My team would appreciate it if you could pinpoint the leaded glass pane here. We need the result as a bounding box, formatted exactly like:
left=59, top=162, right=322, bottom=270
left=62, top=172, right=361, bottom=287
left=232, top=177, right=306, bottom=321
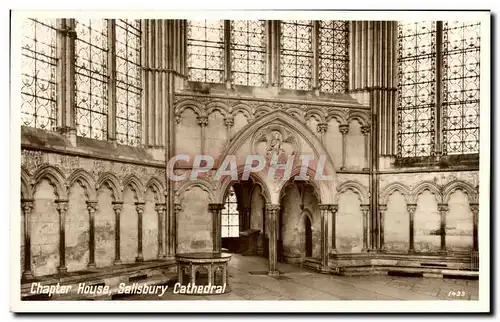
left=442, top=21, right=480, bottom=155
left=230, top=20, right=266, bottom=86
left=75, top=19, right=109, bottom=140
left=222, top=187, right=240, bottom=238
left=319, top=21, right=349, bottom=93
left=397, top=21, right=436, bottom=158
left=280, top=20, right=313, bottom=90
left=21, top=19, right=58, bottom=131
left=116, top=19, right=141, bottom=147
left=187, top=20, right=224, bottom=83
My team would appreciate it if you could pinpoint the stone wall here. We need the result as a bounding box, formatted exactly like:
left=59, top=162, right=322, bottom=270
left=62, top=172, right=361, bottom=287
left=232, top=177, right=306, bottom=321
left=21, top=127, right=167, bottom=278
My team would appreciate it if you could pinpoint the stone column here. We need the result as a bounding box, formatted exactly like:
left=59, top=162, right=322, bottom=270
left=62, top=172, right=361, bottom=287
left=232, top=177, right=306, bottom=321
left=55, top=200, right=68, bottom=273
left=407, top=204, right=417, bottom=253
left=317, top=123, right=328, bottom=144
left=224, top=117, right=234, bottom=140
left=330, top=205, right=338, bottom=252
left=339, top=124, right=349, bottom=170
left=318, top=204, right=330, bottom=272
left=86, top=201, right=98, bottom=268
left=361, top=125, right=370, bottom=171
left=135, top=202, right=145, bottom=262
left=470, top=203, right=479, bottom=251
left=155, top=203, right=166, bottom=258
left=238, top=206, right=250, bottom=232
left=209, top=203, right=224, bottom=252
left=360, top=204, right=370, bottom=252
left=378, top=204, right=388, bottom=252
left=437, top=203, right=448, bottom=254
left=112, top=201, right=123, bottom=264
left=266, top=203, right=280, bottom=276
left=197, top=116, right=208, bottom=155
left=173, top=204, right=182, bottom=254
left=21, top=199, right=34, bottom=279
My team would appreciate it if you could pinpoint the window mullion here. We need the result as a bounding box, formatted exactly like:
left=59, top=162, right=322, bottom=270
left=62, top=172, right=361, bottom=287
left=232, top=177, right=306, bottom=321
left=434, top=21, right=443, bottom=159
left=224, top=20, right=231, bottom=89
left=312, top=21, right=320, bottom=95
left=107, top=19, right=117, bottom=143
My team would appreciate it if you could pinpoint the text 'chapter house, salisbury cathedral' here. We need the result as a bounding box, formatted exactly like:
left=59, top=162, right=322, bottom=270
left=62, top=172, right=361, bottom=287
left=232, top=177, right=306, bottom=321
left=12, top=11, right=490, bottom=310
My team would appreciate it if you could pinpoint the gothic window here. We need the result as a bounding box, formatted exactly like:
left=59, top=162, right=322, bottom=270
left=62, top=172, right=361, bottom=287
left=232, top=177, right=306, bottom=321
left=318, top=21, right=349, bottom=93
left=20, top=19, right=58, bottom=131
left=442, top=21, right=480, bottom=155
left=187, top=20, right=225, bottom=83
left=115, top=19, right=142, bottom=146
left=397, top=21, right=480, bottom=158
left=230, top=20, right=266, bottom=86
left=75, top=19, right=109, bottom=140
left=280, top=20, right=313, bottom=90
left=222, top=187, right=239, bottom=238
left=397, top=21, right=436, bottom=158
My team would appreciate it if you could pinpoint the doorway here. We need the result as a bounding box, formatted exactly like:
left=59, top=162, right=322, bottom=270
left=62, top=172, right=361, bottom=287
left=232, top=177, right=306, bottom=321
left=305, top=216, right=312, bottom=258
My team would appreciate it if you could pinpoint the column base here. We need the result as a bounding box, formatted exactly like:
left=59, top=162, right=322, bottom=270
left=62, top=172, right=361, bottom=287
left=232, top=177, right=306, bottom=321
left=362, top=167, right=369, bottom=172
left=267, top=270, right=280, bottom=277
left=340, top=167, right=347, bottom=171
left=58, top=266, right=68, bottom=273
left=22, top=270, right=33, bottom=280
left=87, top=262, right=96, bottom=269
left=408, top=249, right=416, bottom=254
left=320, top=266, right=330, bottom=274
left=136, top=256, right=144, bottom=263
left=114, top=259, right=122, bottom=265
left=438, top=249, right=448, bottom=256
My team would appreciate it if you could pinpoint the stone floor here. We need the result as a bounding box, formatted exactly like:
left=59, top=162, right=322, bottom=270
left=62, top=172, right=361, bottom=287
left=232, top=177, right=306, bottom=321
left=122, top=254, right=479, bottom=301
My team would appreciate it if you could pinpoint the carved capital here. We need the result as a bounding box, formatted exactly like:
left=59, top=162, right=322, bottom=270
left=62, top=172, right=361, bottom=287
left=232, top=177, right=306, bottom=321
left=265, top=203, right=280, bottom=216
left=437, top=203, right=449, bottom=213
left=339, top=124, right=349, bottom=135
left=86, top=201, right=98, bottom=213
left=223, top=117, right=234, bottom=128
left=135, top=202, right=145, bottom=214
left=379, top=204, right=388, bottom=212
left=316, top=123, right=328, bottom=133
left=360, top=204, right=370, bottom=214
left=55, top=200, right=69, bottom=213
left=112, top=202, right=123, bottom=214
left=208, top=203, right=224, bottom=212
left=318, top=204, right=331, bottom=211
left=197, top=116, right=208, bottom=127
left=361, top=125, right=370, bottom=135
left=329, top=205, right=339, bottom=214
left=174, top=203, right=182, bottom=214
left=21, top=200, right=34, bottom=213
left=406, top=203, right=417, bottom=215
left=469, top=203, right=479, bottom=215
left=155, top=203, right=166, bottom=214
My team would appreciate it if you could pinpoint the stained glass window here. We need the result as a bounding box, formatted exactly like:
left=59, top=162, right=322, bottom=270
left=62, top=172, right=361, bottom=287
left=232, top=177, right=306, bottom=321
left=442, top=21, right=480, bottom=155
left=187, top=20, right=225, bottom=83
left=115, top=19, right=142, bottom=146
left=21, top=19, right=58, bottom=131
left=222, top=187, right=239, bottom=238
left=75, top=19, right=109, bottom=140
left=280, top=20, right=313, bottom=90
left=319, top=21, right=349, bottom=93
left=397, top=21, right=436, bottom=158
left=230, top=20, right=266, bottom=86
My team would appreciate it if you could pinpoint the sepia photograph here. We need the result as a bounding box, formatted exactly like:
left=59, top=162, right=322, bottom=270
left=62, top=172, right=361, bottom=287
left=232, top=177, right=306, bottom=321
left=9, top=8, right=491, bottom=313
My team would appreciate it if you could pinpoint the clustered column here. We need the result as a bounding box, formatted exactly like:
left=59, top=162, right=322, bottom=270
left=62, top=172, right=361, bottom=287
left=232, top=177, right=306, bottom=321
left=155, top=203, right=166, bottom=258
left=112, top=201, right=123, bottom=264
left=406, top=204, right=417, bottom=253
left=135, top=202, right=145, bottom=262
left=378, top=204, right=388, bottom=252
left=197, top=116, right=208, bottom=155
left=330, top=205, right=338, bottom=252
left=317, top=123, right=328, bottom=144
left=361, top=125, right=370, bottom=171
left=318, top=204, right=330, bottom=272
left=437, top=203, right=449, bottom=254
left=209, top=204, right=224, bottom=253
left=21, top=199, right=34, bottom=279
left=173, top=204, right=182, bottom=254
left=266, top=203, right=280, bottom=276
left=470, top=203, right=479, bottom=251
left=86, top=201, right=98, bottom=268
left=55, top=200, right=68, bottom=273
left=360, top=204, right=370, bottom=252
left=339, top=124, right=349, bottom=170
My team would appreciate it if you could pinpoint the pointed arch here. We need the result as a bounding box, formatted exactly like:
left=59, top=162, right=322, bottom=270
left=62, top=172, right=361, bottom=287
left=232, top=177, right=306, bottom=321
left=348, top=110, right=370, bottom=126
left=254, top=104, right=272, bottom=118
left=443, top=180, right=477, bottom=203
left=145, top=177, right=165, bottom=203
left=67, top=169, right=97, bottom=200
left=218, top=110, right=337, bottom=204
left=284, top=106, right=305, bottom=122
left=216, top=165, right=271, bottom=204
left=380, top=182, right=412, bottom=205
left=122, top=174, right=145, bottom=203
left=21, top=167, right=32, bottom=200
left=175, top=179, right=216, bottom=204
left=206, top=101, right=229, bottom=118
left=297, top=208, right=314, bottom=230
left=411, top=180, right=443, bottom=204
left=96, top=172, right=122, bottom=201
left=304, top=107, right=327, bottom=123
left=336, top=180, right=369, bottom=204
left=175, top=99, right=203, bottom=117
left=326, top=109, right=347, bottom=124
left=231, top=103, right=253, bottom=121
left=32, top=164, right=67, bottom=199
